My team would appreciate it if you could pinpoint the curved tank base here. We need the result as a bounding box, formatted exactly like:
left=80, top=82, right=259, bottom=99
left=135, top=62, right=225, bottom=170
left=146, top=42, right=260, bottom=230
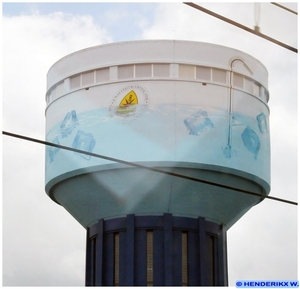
left=47, top=163, right=269, bottom=230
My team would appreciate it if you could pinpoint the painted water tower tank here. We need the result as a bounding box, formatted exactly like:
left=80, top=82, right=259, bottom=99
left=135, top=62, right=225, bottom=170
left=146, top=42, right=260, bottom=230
left=45, top=40, right=270, bottom=230
left=45, top=40, right=270, bottom=285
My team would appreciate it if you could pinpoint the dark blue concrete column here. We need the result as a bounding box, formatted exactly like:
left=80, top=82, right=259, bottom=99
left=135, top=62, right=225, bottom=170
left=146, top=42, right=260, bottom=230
left=102, top=233, right=114, bottom=286
left=85, top=214, right=228, bottom=286
left=198, top=216, right=210, bottom=285
left=85, top=229, right=94, bottom=286
left=153, top=229, right=164, bottom=285
left=218, top=224, right=228, bottom=286
left=163, top=213, right=173, bottom=285
left=134, top=229, right=147, bottom=285
left=95, top=219, right=103, bottom=286
left=125, top=214, right=135, bottom=285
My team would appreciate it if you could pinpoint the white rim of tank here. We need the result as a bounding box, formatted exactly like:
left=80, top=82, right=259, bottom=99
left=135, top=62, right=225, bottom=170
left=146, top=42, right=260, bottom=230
left=46, top=40, right=269, bottom=89
left=47, top=39, right=269, bottom=75
left=45, top=40, right=270, bottom=115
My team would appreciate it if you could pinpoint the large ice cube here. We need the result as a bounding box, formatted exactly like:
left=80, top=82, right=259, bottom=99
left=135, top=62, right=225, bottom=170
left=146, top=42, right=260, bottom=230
left=184, top=110, right=214, bottom=135
left=72, top=130, right=96, bottom=160
left=48, top=136, right=60, bottom=163
left=256, top=112, right=268, bottom=133
left=241, top=126, right=260, bottom=160
left=60, top=110, right=79, bottom=138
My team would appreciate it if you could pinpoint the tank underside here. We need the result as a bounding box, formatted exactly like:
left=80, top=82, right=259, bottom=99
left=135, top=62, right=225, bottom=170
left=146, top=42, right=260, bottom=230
left=47, top=163, right=268, bottom=229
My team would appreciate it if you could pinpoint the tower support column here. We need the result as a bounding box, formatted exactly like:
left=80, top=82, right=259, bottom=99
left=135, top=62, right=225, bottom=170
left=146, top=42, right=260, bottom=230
left=85, top=214, right=228, bottom=286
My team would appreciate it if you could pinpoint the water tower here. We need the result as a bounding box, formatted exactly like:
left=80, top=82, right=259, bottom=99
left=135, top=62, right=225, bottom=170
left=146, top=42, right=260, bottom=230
left=45, top=40, right=270, bottom=286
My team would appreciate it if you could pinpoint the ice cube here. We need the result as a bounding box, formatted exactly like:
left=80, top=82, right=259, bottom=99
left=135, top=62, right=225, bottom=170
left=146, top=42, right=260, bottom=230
left=60, top=110, right=79, bottom=138
left=48, top=136, right=60, bottom=163
left=184, top=110, right=214, bottom=135
left=72, top=130, right=96, bottom=160
left=223, top=144, right=231, bottom=158
left=256, top=112, right=268, bottom=133
left=241, top=126, right=260, bottom=160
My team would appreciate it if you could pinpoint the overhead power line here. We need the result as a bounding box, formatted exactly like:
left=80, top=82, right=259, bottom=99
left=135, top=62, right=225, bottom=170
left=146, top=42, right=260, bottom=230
left=3, top=130, right=298, bottom=206
left=183, top=2, right=297, bottom=53
left=271, top=2, right=298, bottom=15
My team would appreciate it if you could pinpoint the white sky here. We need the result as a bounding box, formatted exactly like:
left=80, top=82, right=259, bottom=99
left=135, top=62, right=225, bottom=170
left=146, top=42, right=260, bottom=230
left=2, top=2, right=298, bottom=286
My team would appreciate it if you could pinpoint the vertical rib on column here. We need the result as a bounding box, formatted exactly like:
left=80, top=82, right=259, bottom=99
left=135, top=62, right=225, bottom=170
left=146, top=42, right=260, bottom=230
left=218, top=224, right=228, bottom=285
left=85, top=228, right=93, bottom=286
left=135, top=229, right=147, bottom=285
left=172, top=230, right=182, bottom=285
left=188, top=231, right=200, bottom=285
left=153, top=229, right=164, bottom=285
left=126, top=214, right=135, bottom=285
left=211, top=234, right=218, bottom=285
left=95, top=219, right=103, bottom=286
left=164, top=213, right=172, bottom=285
left=198, top=216, right=210, bottom=285
left=119, top=231, right=127, bottom=285
left=103, top=233, right=114, bottom=285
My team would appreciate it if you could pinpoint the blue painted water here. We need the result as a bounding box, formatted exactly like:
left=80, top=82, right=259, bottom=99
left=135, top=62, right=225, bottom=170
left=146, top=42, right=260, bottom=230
left=46, top=103, right=270, bottom=184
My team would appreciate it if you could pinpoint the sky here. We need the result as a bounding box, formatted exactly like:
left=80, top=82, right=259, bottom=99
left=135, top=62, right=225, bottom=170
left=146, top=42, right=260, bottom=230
left=2, top=2, right=298, bottom=286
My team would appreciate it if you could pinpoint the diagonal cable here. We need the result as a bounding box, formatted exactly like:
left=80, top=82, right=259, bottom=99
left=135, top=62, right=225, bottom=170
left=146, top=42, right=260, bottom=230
left=2, top=130, right=298, bottom=206
left=271, top=2, right=298, bottom=15
left=183, top=2, right=297, bottom=53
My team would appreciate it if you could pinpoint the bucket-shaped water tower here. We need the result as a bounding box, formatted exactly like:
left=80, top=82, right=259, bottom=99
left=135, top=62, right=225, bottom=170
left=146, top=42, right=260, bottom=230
left=45, top=40, right=270, bottom=286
